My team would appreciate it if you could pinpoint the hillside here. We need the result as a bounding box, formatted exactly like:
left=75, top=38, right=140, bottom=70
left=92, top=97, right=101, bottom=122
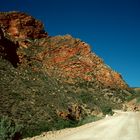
left=0, top=11, right=132, bottom=138
left=133, top=88, right=140, bottom=94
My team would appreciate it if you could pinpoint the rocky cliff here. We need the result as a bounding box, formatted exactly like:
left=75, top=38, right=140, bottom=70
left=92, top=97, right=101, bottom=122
left=0, top=11, right=128, bottom=89
left=0, top=11, right=132, bottom=138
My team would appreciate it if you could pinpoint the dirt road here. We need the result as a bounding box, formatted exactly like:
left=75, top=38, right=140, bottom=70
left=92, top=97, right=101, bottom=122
left=25, top=111, right=140, bottom=140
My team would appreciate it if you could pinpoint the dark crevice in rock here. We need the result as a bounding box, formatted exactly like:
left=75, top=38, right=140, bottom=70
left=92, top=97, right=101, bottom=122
left=0, top=29, right=19, bottom=67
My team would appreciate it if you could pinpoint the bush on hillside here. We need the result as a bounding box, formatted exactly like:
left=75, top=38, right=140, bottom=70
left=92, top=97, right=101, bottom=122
left=136, top=97, right=140, bottom=104
left=78, top=115, right=102, bottom=126
left=0, top=116, right=22, bottom=140
left=101, top=106, right=113, bottom=115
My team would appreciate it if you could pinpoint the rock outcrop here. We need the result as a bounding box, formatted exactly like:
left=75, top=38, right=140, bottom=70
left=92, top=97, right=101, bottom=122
left=0, top=11, right=129, bottom=90
left=34, top=35, right=128, bottom=89
left=0, top=11, right=47, bottom=39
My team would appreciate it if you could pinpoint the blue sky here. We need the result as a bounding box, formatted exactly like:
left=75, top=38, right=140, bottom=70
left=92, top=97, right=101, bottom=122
left=0, top=0, right=140, bottom=87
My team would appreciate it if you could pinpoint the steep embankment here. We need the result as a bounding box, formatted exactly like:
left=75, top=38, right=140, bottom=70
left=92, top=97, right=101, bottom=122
left=0, top=11, right=132, bottom=138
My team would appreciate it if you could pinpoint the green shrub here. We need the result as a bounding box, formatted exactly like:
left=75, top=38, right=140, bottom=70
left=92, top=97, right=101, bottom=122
left=0, top=116, right=22, bottom=140
left=101, top=106, right=113, bottom=115
left=78, top=115, right=102, bottom=126
left=126, top=95, right=135, bottom=101
left=52, top=118, right=78, bottom=130
left=136, top=97, right=140, bottom=104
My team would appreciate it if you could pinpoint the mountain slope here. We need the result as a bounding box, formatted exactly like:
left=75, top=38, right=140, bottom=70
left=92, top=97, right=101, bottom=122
left=0, top=11, right=132, bottom=138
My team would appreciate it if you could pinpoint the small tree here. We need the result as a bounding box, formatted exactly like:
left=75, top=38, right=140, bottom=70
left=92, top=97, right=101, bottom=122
left=102, top=106, right=113, bottom=115
left=0, top=116, right=22, bottom=140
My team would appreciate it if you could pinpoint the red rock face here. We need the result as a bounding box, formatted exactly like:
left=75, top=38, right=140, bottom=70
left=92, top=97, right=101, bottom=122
left=33, top=35, right=128, bottom=89
left=0, top=11, right=47, bottom=39
left=0, top=11, right=129, bottom=90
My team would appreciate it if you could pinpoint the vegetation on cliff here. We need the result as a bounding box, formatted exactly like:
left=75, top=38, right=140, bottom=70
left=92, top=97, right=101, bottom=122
left=0, top=11, right=133, bottom=139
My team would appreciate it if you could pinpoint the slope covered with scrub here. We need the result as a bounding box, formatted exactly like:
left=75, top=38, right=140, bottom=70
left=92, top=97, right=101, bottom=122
left=0, top=11, right=132, bottom=138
